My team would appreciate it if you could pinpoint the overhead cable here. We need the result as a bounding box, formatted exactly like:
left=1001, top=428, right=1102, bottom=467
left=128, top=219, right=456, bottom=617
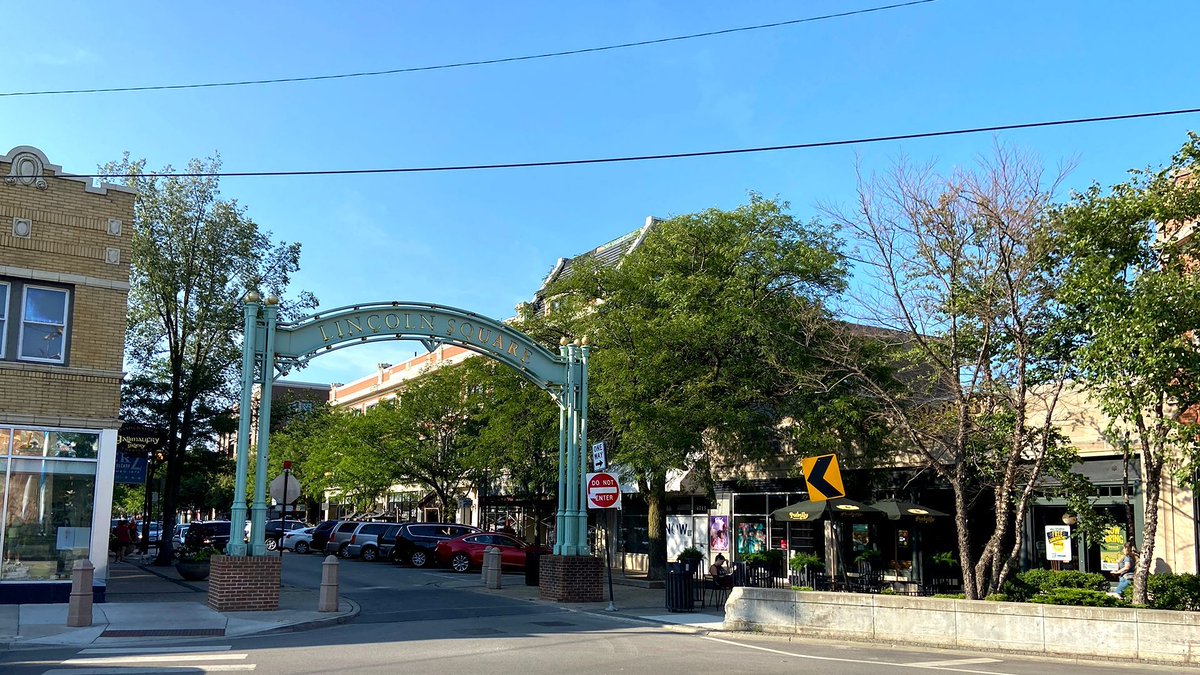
left=56, top=106, right=1200, bottom=181
left=0, top=1, right=936, bottom=98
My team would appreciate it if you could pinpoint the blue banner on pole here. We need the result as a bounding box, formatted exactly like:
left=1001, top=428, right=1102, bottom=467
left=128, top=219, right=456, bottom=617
left=114, top=452, right=147, bottom=485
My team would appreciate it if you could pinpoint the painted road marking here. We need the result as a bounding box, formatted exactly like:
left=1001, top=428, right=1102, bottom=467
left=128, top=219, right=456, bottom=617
left=701, top=636, right=1007, bottom=674
left=907, top=658, right=1003, bottom=667
left=43, top=667, right=254, bottom=674
left=77, top=645, right=233, bottom=654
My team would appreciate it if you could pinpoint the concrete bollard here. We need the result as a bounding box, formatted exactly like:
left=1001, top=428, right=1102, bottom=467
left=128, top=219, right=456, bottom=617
left=481, top=546, right=493, bottom=579
left=484, top=546, right=502, bottom=589
left=318, top=554, right=340, bottom=612
left=67, top=559, right=94, bottom=627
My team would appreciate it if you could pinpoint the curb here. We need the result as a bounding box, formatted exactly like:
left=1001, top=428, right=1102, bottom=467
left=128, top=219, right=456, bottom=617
left=251, top=598, right=362, bottom=636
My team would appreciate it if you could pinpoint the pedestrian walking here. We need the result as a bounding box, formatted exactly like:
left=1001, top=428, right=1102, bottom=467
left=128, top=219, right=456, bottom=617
left=114, top=520, right=133, bottom=562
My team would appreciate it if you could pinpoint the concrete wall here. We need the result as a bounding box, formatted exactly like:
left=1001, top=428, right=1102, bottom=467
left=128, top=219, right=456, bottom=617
left=725, top=587, right=1200, bottom=665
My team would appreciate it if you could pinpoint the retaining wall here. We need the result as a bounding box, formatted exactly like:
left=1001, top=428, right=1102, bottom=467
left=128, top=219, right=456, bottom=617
left=725, top=587, right=1200, bottom=665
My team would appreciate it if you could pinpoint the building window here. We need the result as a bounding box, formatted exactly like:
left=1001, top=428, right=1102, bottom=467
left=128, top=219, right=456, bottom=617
left=0, top=427, right=100, bottom=581
left=18, top=285, right=69, bottom=364
left=0, top=281, right=8, bottom=357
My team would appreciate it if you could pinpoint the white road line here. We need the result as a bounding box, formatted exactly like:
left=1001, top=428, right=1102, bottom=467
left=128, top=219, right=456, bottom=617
left=42, top=662, right=255, bottom=667
left=78, top=645, right=234, bottom=655
left=907, top=658, right=1004, bottom=667
left=64, top=653, right=249, bottom=665
left=701, top=636, right=1007, bottom=674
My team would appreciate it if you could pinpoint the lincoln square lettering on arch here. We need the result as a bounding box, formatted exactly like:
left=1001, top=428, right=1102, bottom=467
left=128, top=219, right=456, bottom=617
left=314, top=310, right=533, bottom=364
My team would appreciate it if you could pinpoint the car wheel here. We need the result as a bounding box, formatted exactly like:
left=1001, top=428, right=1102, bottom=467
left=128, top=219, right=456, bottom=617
left=451, top=553, right=471, bottom=573
left=294, top=541, right=310, bottom=554
left=410, top=550, right=429, bottom=568
left=361, top=546, right=378, bottom=562
left=265, top=538, right=278, bottom=551
left=338, top=545, right=353, bottom=559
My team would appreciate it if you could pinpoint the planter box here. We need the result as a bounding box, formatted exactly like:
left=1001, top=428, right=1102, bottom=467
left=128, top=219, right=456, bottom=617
left=175, top=561, right=210, bottom=581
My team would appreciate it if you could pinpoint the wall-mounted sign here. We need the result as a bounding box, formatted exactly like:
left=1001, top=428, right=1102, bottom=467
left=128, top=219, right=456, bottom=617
left=113, top=452, right=147, bottom=485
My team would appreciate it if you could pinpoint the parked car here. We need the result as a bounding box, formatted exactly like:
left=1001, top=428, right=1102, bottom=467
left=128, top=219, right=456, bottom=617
left=434, top=532, right=549, bottom=573
left=264, top=519, right=312, bottom=551
left=326, top=521, right=391, bottom=561
left=281, top=527, right=316, bottom=554
left=184, top=520, right=232, bottom=552
left=382, top=522, right=480, bottom=567
left=146, top=522, right=162, bottom=544
left=323, top=521, right=363, bottom=558
left=171, top=523, right=189, bottom=547
left=308, top=520, right=339, bottom=553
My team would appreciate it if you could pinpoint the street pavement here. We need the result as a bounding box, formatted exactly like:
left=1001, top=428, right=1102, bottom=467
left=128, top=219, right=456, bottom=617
left=0, top=552, right=1187, bottom=674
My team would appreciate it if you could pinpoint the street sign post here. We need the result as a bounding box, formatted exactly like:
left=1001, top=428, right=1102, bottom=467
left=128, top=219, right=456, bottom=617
left=270, top=463, right=301, bottom=559
left=800, top=453, right=846, bottom=502
left=586, top=471, right=621, bottom=509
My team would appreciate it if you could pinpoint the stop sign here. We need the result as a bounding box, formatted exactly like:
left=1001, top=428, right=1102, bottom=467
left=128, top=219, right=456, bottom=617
left=586, top=472, right=621, bottom=509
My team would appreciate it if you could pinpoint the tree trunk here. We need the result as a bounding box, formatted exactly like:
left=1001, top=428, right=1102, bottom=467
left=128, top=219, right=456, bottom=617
left=646, top=473, right=668, bottom=581
left=951, top=476, right=978, bottom=599
left=1133, top=441, right=1163, bottom=606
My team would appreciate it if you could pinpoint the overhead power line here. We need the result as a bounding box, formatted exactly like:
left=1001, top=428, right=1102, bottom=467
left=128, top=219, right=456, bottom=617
left=58, top=106, right=1200, bottom=181
left=1, top=1, right=936, bottom=98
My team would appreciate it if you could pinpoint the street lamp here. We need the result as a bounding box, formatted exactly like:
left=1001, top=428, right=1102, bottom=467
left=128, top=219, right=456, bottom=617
left=140, top=449, right=165, bottom=553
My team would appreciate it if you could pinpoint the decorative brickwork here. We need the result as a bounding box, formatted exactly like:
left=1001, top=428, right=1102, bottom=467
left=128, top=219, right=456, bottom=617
left=538, top=555, right=604, bottom=602
left=207, top=555, right=281, bottom=612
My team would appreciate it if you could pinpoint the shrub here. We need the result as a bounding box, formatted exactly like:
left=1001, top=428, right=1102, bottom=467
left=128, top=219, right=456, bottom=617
left=984, top=593, right=1008, bottom=602
left=1144, top=573, right=1200, bottom=611
left=175, top=544, right=218, bottom=564
left=932, top=593, right=965, bottom=599
left=744, top=549, right=786, bottom=571
left=1002, top=569, right=1109, bottom=602
left=880, top=588, right=896, bottom=595
left=676, top=546, right=704, bottom=562
left=788, top=553, right=822, bottom=574
left=1029, top=588, right=1121, bottom=607
left=931, top=551, right=957, bottom=568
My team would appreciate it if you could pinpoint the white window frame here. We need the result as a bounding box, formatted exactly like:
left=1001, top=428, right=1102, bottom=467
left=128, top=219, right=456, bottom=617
left=0, top=280, right=9, bottom=359
left=17, top=284, right=69, bottom=364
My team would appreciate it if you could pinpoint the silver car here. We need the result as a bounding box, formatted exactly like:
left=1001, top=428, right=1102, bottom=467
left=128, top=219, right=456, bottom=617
left=324, top=521, right=391, bottom=561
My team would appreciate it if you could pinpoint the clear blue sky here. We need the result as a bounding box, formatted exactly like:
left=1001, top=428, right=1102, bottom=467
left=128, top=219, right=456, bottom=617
left=5, top=1, right=1199, bottom=386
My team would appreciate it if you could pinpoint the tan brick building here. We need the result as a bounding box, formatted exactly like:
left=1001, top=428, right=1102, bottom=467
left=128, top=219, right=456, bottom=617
left=0, top=145, right=135, bottom=603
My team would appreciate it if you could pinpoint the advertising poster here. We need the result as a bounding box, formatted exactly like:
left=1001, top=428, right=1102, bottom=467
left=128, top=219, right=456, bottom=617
left=709, top=516, right=729, bottom=552
left=1045, top=525, right=1072, bottom=562
left=666, top=515, right=691, bottom=561
left=1100, top=525, right=1126, bottom=572
left=736, top=520, right=767, bottom=554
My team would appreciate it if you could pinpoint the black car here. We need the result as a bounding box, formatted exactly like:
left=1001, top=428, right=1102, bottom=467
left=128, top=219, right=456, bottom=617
left=264, top=519, right=312, bottom=551
left=384, top=522, right=480, bottom=567
left=183, top=521, right=232, bottom=552
left=308, top=520, right=339, bottom=554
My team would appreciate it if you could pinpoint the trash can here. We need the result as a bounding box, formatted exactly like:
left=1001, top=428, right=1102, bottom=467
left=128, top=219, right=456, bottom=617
left=665, top=562, right=695, bottom=612
left=525, top=549, right=542, bottom=586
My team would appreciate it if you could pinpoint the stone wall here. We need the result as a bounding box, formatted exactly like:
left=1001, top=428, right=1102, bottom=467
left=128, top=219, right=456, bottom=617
left=539, top=555, right=604, bottom=602
left=725, top=587, right=1200, bottom=666
left=207, top=555, right=281, bottom=612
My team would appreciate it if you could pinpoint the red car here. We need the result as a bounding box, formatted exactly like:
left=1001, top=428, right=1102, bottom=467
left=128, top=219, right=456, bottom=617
left=434, top=532, right=548, bottom=573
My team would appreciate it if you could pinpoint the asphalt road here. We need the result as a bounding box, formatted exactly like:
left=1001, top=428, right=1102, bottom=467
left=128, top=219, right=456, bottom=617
left=0, top=552, right=1184, bottom=674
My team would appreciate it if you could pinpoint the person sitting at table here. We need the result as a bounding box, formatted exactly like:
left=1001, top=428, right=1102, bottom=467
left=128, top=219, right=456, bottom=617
left=710, top=553, right=734, bottom=589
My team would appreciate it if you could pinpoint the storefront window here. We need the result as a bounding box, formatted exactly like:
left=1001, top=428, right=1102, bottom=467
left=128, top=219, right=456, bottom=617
left=0, top=427, right=100, bottom=582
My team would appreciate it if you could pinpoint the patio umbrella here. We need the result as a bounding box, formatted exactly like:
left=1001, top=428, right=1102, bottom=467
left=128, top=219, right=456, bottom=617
left=869, top=499, right=949, bottom=523
left=770, top=497, right=884, bottom=522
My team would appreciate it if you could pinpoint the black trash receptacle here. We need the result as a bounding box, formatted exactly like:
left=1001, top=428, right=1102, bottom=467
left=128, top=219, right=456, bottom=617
left=525, top=549, right=542, bottom=586
left=665, top=562, right=695, bottom=612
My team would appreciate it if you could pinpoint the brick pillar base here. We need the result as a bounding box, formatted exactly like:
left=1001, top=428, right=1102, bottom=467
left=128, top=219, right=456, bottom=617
left=207, top=555, right=281, bottom=612
left=538, top=555, right=604, bottom=602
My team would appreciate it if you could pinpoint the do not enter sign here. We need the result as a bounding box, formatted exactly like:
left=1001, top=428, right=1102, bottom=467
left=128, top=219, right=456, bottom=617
left=586, top=472, right=621, bottom=509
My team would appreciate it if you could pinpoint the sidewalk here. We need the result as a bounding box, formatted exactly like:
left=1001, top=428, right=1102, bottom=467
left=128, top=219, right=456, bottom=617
left=0, top=560, right=358, bottom=649
left=441, top=571, right=727, bottom=632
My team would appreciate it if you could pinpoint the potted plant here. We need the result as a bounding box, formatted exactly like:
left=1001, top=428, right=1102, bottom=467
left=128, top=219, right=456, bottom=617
left=676, top=546, right=704, bottom=574
left=174, top=544, right=217, bottom=581
left=788, top=552, right=823, bottom=587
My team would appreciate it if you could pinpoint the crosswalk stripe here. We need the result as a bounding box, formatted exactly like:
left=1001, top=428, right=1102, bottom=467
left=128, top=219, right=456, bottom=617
left=78, top=645, right=234, bottom=655
left=64, top=653, right=248, bottom=665
left=42, top=662, right=255, bottom=667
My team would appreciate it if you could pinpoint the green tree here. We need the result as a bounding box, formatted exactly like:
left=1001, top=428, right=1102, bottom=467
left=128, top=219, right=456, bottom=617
left=1051, top=134, right=1200, bottom=605
left=528, top=195, right=847, bottom=579
left=103, top=153, right=315, bottom=564
left=470, top=358, right=560, bottom=544
left=826, top=147, right=1079, bottom=598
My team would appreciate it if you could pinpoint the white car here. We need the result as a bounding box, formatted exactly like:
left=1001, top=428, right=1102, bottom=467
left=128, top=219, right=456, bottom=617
left=282, top=527, right=317, bottom=554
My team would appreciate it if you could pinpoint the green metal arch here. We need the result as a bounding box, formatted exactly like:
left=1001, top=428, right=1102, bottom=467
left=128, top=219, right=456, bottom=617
left=271, top=301, right=566, bottom=393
